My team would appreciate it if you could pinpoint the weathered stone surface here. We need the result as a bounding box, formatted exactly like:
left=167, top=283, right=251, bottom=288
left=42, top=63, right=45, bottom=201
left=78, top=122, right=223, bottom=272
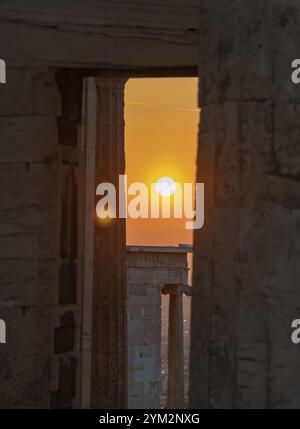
left=91, top=78, right=127, bottom=409
left=0, top=68, right=61, bottom=116
left=127, top=248, right=189, bottom=409
left=0, top=69, right=62, bottom=408
left=0, top=0, right=299, bottom=411
left=191, top=0, right=300, bottom=409
left=0, top=1, right=199, bottom=69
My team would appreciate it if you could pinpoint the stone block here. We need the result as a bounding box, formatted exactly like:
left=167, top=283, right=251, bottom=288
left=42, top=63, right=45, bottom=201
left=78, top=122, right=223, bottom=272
left=0, top=116, right=58, bottom=163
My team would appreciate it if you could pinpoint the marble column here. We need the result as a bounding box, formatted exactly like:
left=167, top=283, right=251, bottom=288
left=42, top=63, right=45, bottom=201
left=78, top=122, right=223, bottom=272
left=91, top=78, right=127, bottom=408
left=163, top=284, right=191, bottom=409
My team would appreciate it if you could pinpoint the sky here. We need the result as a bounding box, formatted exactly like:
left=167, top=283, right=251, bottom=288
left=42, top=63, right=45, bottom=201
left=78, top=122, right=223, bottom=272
left=125, top=77, right=199, bottom=246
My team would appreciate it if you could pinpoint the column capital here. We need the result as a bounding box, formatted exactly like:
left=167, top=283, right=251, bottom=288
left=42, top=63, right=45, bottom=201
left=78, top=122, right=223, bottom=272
left=162, top=283, right=192, bottom=297
left=95, top=77, right=128, bottom=90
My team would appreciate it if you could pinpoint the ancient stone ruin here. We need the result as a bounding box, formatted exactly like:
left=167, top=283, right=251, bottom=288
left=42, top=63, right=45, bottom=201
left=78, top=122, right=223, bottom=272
left=0, top=0, right=300, bottom=409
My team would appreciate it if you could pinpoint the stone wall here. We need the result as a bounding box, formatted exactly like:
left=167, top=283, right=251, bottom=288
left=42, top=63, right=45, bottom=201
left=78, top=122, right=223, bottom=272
left=191, top=0, right=300, bottom=409
left=0, top=71, right=128, bottom=409
left=127, top=247, right=189, bottom=409
left=0, top=68, right=63, bottom=407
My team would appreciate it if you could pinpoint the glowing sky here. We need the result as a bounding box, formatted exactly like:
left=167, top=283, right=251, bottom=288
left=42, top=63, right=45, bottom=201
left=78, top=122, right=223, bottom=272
left=125, top=78, right=199, bottom=246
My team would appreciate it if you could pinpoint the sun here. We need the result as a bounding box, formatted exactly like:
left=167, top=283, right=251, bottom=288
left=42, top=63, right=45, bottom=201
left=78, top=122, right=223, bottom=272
left=155, top=177, right=177, bottom=197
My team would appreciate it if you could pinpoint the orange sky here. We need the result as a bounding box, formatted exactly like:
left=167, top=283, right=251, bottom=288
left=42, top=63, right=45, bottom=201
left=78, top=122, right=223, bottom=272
left=125, top=78, right=199, bottom=246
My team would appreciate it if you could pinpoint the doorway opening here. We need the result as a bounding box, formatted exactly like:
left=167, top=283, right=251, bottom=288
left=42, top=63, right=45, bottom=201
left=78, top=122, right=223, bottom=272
left=125, top=77, right=199, bottom=408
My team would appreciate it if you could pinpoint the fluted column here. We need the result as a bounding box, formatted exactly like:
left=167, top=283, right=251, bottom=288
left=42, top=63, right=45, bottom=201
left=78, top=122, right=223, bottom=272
left=91, top=78, right=127, bottom=408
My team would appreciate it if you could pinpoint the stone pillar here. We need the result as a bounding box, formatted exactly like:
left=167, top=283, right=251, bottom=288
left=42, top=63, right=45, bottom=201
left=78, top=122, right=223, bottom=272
left=163, top=284, right=191, bottom=409
left=0, top=68, right=62, bottom=407
left=191, top=1, right=300, bottom=408
left=91, top=78, right=127, bottom=408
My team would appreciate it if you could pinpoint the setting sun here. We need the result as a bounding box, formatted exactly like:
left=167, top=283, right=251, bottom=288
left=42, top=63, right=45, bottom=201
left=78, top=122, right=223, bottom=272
left=125, top=77, right=198, bottom=246
left=155, top=177, right=177, bottom=197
